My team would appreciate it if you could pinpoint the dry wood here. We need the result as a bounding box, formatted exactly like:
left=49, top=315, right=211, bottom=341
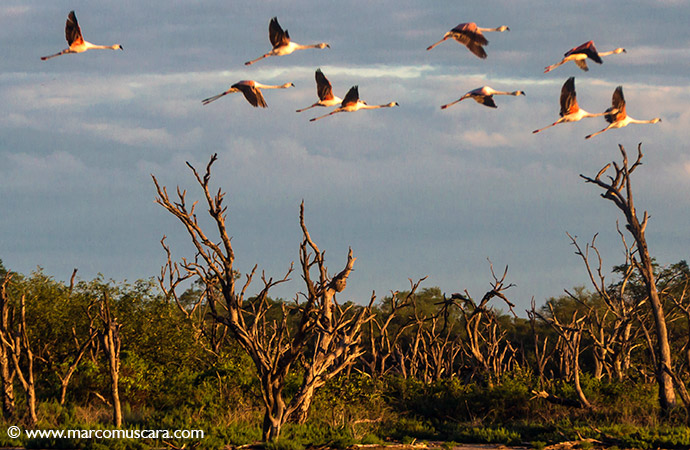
left=580, top=143, right=677, bottom=412
left=153, top=155, right=376, bottom=440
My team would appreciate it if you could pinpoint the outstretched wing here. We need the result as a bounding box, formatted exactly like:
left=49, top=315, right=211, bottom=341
left=567, top=41, right=602, bottom=64
left=65, top=11, right=84, bottom=46
left=476, top=95, right=497, bottom=108
left=559, top=77, right=579, bottom=116
left=315, top=69, right=334, bottom=101
left=269, top=17, right=290, bottom=48
left=341, top=85, right=359, bottom=107
left=605, top=86, right=626, bottom=123
left=233, top=82, right=268, bottom=108
left=450, top=23, right=488, bottom=59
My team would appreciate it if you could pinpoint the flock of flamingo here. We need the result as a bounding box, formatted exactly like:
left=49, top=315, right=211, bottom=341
left=40, top=11, right=662, bottom=139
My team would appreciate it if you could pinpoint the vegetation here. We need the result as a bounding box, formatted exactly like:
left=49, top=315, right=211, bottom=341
left=2, top=145, right=690, bottom=449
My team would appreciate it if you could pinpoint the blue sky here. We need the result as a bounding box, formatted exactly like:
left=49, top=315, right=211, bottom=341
left=2, top=0, right=689, bottom=313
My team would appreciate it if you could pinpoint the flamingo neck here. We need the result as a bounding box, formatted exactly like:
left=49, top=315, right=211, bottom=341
left=599, top=49, right=625, bottom=56
left=477, top=26, right=508, bottom=32
left=363, top=102, right=397, bottom=109
left=294, top=43, right=328, bottom=50
left=85, top=43, right=121, bottom=50
left=255, top=83, right=292, bottom=89
left=628, top=117, right=660, bottom=124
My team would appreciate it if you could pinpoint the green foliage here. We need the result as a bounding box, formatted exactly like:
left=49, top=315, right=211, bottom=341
left=4, top=261, right=690, bottom=449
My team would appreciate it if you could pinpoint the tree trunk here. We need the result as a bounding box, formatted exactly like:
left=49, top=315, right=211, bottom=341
left=0, top=351, right=14, bottom=418
left=640, top=252, right=676, bottom=411
left=98, top=295, right=122, bottom=427
left=580, top=144, right=677, bottom=412
left=261, top=382, right=287, bottom=442
left=0, top=274, right=15, bottom=418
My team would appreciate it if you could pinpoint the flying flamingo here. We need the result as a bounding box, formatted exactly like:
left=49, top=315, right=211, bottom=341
left=296, top=69, right=342, bottom=112
left=201, top=80, right=294, bottom=108
left=41, top=11, right=123, bottom=60
left=544, top=41, right=626, bottom=73
left=533, top=77, right=606, bottom=134
left=309, top=86, right=398, bottom=122
left=585, top=86, right=661, bottom=139
left=426, top=22, right=509, bottom=59
left=245, top=17, right=330, bottom=66
left=440, top=86, right=525, bottom=109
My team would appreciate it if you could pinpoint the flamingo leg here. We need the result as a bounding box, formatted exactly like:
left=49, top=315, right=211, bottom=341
left=309, top=109, right=343, bottom=122
left=440, top=98, right=464, bottom=109
left=533, top=118, right=564, bottom=134
left=426, top=36, right=450, bottom=51
left=544, top=59, right=566, bottom=73
left=296, top=103, right=318, bottom=113
left=585, top=124, right=614, bottom=140
left=40, top=49, right=69, bottom=60
left=245, top=54, right=270, bottom=66
left=202, top=91, right=230, bottom=105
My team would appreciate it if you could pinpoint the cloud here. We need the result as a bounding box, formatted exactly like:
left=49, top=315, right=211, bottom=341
left=3, top=0, right=690, bottom=310
left=1, top=151, right=86, bottom=190
left=78, top=121, right=180, bottom=148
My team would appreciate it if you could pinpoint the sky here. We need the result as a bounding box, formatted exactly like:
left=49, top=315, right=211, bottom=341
left=1, top=0, right=689, bottom=315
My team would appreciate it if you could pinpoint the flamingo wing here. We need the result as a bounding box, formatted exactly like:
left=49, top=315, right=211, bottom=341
left=574, top=59, right=590, bottom=71
left=450, top=23, right=488, bottom=59
left=476, top=95, right=497, bottom=108
left=315, top=69, right=334, bottom=101
left=341, top=85, right=359, bottom=107
left=269, top=17, right=290, bottom=48
left=605, top=86, right=626, bottom=123
left=65, top=11, right=84, bottom=46
left=567, top=41, right=602, bottom=64
left=560, top=77, right=579, bottom=116
left=233, top=81, right=268, bottom=108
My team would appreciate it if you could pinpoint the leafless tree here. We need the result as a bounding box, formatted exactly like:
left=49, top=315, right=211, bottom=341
left=159, top=239, right=228, bottom=355
left=532, top=302, right=591, bottom=409
left=89, top=292, right=122, bottom=427
left=0, top=273, right=16, bottom=418
left=667, top=281, right=690, bottom=407
left=527, top=298, right=555, bottom=389
left=580, top=143, right=676, bottom=412
left=450, top=262, right=517, bottom=383
left=360, top=280, right=424, bottom=378
left=419, top=313, right=463, bottom=382
left=0, top=282, right=38, bottom=424
left=566, top=232, right=644, bottom=381
left=153, top=154, right=375, bottom=441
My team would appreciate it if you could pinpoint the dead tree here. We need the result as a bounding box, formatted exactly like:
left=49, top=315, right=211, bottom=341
left=89, top=293, right=122, bottom=427
left=527, top=298, right=555, bottom=389
left=394, top=293, right=431, bottom=379
left=532, top=303, right=591, bottom=409
left=450, top=262, right=517, bottom=383
left=0, top=290, right=38, bottom=424
left=288, top=215, right=376, bottom=424
left=153, top=154, right=375, bottom=441
left=419, top=314, right=462, bottom=382
left=566, top=232, right=644, bottom=381
left=159, top=238, right=228, bottom=355
left=658, top=280, right=690, bottom=408
left=0, top=273, right=16, bottom=418
left=580, top=143, right=676, bottom=412
left=361, top=280, right=424, bottom=378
